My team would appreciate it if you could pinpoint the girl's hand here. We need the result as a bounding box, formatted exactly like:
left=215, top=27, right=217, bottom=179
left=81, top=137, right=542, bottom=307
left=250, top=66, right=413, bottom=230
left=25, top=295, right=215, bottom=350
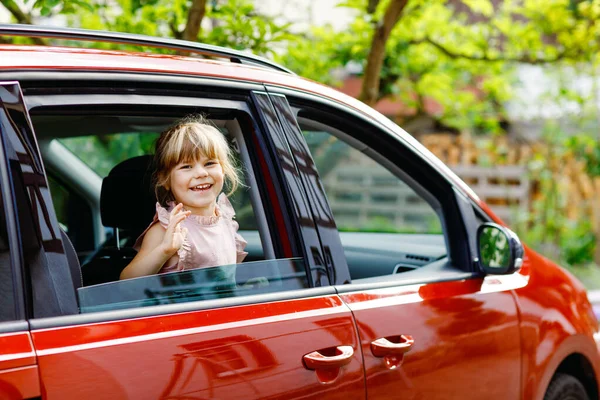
left=161, top=203, right=190, bottom=256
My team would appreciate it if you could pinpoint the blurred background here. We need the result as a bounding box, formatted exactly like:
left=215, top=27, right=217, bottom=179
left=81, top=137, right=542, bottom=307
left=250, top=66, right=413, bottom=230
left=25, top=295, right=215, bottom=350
left=1, top=0, right=600, bottom=287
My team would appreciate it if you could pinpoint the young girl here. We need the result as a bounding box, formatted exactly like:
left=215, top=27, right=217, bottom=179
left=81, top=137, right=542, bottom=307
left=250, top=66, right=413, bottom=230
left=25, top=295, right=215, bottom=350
left=120, top=117, right=247, bottom=280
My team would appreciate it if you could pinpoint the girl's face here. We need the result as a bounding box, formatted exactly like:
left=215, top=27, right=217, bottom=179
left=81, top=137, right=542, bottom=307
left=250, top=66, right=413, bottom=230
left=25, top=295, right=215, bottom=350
left=168, top=153, right=224, bottom=216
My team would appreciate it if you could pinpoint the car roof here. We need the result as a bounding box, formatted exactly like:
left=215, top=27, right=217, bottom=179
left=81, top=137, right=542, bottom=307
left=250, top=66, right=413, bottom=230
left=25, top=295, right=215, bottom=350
left=0, top=43, right=481, bottom=206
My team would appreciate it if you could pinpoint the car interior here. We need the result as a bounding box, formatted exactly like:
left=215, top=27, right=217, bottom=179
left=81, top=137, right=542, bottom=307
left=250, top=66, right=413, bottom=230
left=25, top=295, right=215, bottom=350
left=32, top=108, right=272, bottom=282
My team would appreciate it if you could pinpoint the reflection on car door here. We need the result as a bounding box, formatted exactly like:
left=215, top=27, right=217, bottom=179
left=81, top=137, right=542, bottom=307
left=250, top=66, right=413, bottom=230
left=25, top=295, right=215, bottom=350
left=338, top=271, right=524, bottom=399
left=32, top=292, right=365, bottom=399
left=3, top=81, right=366, bottom=400
left=0, top=327, right=40, bottom=400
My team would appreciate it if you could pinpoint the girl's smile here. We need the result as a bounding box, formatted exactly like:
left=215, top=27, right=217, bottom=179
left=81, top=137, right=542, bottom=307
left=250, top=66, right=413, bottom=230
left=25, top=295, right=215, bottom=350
left=169, top=154, right=224, bottom=216
left=190, top=183, right=212, bottom=191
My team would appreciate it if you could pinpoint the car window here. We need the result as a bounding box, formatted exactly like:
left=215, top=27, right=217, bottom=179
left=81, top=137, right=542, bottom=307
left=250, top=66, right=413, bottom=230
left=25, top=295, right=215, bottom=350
left=29, top=103, right=310, bottom=315
left=0, top=186, right=15, bottom=322
left=296, top=114, right=448, bottom=280
left=2, top=84, right=79, bottom=318
left=304, top=129, right=442, bottom=235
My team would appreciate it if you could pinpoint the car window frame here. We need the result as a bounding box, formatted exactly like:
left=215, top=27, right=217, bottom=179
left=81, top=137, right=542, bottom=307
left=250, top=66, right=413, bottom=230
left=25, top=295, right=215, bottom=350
left=0, top=88, right=27, bottom=328
left=250, top=90, right=331, bottom=287
left=0, top=81, right=79, bottom=321
left=266, top=87, right=477, bottom=288
left=3, top=78, right=329, bottom=327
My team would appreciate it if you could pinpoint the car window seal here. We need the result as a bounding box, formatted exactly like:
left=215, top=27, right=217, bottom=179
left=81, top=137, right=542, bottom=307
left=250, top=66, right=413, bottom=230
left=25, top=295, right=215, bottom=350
left=29, top=286, right=337, bottom=330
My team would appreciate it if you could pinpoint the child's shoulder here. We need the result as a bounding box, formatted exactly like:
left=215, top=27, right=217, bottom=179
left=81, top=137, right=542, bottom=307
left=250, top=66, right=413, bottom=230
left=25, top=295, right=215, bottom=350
left=216, top=193, right=236, bottom=219
left=137, top=221, right=167, bottom=251
left=148, top=221, right=167, bottom=233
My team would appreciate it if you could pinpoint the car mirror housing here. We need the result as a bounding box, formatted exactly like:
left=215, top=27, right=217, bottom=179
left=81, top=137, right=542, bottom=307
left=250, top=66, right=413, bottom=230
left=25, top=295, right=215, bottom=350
left=476, top=223, right=524, bottom=275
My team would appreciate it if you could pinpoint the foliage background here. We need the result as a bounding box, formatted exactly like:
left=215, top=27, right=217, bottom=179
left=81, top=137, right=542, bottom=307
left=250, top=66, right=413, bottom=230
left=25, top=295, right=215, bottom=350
left=2, top=0, right=600, bottom=285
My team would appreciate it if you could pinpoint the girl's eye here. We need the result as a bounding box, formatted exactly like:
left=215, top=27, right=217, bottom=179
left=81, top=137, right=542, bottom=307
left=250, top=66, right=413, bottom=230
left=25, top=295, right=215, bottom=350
left=205, top=161, right=218, bottom=166
left=180, top=164, right=192, bottom=169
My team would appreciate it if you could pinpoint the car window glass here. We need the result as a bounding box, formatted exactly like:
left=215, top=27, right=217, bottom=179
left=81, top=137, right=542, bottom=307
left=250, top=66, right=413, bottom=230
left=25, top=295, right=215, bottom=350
left=1, top=85, right=79, bottom=318
left=77, top=258, right=307, bottom=313
left=304, top=129, right=442, bottom=234
left=0, top=186, right=15, bottom=321
left=300, top=120, right=448, bottom=279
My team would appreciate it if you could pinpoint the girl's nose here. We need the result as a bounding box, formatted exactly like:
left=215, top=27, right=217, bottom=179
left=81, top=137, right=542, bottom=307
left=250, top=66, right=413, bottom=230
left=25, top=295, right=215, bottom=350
left=193, top=164, right=208, bottom=177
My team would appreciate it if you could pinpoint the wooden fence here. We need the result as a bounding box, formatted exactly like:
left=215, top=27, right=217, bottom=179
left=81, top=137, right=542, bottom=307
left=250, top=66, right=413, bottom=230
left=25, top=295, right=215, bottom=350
left=323, top=164, right=441, bottom=232
left=419, top=133, right=600, bottom=235
left=319, top=132, right=599, bottom=250
left=451, top=165, right=529, bottom=225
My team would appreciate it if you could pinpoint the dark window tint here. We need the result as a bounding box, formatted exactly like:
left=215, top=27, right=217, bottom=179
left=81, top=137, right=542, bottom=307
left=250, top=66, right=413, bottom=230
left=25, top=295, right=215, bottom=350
left=0, top=186, right=15, bottom=322
left=0, top=84, right=78, bottom=318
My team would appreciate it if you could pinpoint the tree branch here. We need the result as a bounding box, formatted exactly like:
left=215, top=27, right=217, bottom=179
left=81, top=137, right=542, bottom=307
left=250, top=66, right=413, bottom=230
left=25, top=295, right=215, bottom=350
left=360, top=0, right=409, bottom=105
left=169, top=21, right=182, bottom=40
left=367, top=0, right=380, bottom=14
left=2, top=0, right=32, bottom=24
left=418, top=36, right=588, bottom=65
left=182, top=0, right=207, bottom=42
left=0, top=0, right=46, bottom=45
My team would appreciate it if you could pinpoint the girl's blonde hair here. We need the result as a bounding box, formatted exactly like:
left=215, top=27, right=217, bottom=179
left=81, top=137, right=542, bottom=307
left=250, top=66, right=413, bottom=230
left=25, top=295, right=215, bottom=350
left=154, top=116, right=241, bottom=205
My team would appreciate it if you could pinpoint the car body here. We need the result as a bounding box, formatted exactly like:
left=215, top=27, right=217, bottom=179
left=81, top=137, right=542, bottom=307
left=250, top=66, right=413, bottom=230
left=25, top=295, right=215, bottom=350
left=0, top=24, right=598, bottom=400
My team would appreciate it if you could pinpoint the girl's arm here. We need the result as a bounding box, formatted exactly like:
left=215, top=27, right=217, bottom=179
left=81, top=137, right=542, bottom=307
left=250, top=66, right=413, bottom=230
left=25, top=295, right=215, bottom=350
left=120, top=204, right=190, bottom=280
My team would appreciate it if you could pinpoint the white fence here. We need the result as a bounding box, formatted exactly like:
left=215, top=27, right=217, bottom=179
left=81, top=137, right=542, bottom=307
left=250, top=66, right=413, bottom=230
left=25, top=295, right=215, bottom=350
left=323, top=165, right=440, bottom=232
left=323, top=163, right=530, bottom=231
left=451, top=165, right=530, bottom=225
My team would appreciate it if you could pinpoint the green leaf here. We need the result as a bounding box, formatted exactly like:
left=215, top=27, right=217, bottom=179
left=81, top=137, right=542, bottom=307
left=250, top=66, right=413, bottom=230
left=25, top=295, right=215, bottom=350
left=70, top=0, right=95, bottom=12
left=40, top=5, right=53, bottom=16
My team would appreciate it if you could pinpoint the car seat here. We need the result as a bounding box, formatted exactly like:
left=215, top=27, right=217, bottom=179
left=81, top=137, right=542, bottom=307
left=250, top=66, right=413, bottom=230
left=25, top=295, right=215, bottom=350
left=62, top=228, right=83, bottom=290
left=81, top=155, right=156, bottom=286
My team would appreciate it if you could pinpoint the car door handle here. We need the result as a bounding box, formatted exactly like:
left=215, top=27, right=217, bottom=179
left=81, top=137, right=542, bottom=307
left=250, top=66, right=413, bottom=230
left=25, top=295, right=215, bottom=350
left=303, top=345, right=354, bottom=370
left=371, top=335, right=414, bottom=357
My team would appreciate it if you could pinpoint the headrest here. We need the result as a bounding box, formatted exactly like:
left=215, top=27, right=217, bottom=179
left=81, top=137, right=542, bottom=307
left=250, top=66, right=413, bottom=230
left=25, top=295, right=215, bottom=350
left=100, top=155, right=156, bottom=230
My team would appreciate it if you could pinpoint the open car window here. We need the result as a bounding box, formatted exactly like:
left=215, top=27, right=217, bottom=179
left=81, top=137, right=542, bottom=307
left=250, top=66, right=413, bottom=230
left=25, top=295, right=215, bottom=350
left=39, top=114, right=264, bottom=262
left=21, top=96, right=314, bottom=317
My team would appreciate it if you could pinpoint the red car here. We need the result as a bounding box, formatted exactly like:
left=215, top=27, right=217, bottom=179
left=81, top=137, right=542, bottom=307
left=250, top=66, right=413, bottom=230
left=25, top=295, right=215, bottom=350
left=0, top=24, right=598, bottom=400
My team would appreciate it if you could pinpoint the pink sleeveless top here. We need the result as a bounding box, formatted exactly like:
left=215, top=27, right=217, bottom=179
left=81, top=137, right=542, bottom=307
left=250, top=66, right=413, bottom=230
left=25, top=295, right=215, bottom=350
left=134, top=194, right=248, bottom=274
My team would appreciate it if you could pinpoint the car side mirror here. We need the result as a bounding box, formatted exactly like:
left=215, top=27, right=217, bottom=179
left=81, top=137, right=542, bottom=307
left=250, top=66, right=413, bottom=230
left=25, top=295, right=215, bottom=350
left=476, top=223, right=524, bottom=275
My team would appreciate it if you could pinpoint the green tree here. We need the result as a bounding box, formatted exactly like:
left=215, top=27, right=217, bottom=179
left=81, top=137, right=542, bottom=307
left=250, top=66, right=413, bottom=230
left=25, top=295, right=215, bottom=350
left=0, top=0, right=293, bottom=57
left=280, top=0, right=600, bottom=134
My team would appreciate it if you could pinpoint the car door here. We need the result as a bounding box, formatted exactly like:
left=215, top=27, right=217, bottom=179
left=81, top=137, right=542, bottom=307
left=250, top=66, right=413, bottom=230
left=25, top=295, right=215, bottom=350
left=268, top=89, right=524, bottom=400
left=0, top=80, right=366, bottom=400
